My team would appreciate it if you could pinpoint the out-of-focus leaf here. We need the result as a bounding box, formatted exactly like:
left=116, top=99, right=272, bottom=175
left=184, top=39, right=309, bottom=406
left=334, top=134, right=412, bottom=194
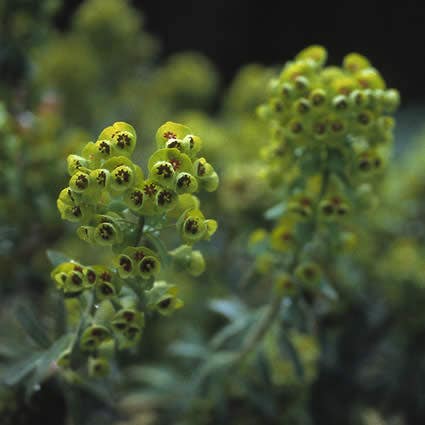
left=168, top=342, right=209, bottom=359
left=16, top=304, right=51, bottom=349
left=197, top=351, right=238, bottom=381
left=319, top=279, right=338, bottom=300
left=46, top=249, right=71, bottom=267
left=209, top=314, right=256, bottom=350
left=1, top=352, right=43, bottom=386
left=108, top=200, right=128, bottom=213
left=125, top=365, right=180, bottom=391
left=53, top=294, right=67, bottom=338
left=25, top=333, right=73, bottom=400
left=208, top=298, right=248, bottom=321
left=278, top=327, right=304, bottom=379
left=256, top=349, right=272, bottom=387
left=184, top=351, right=239, bottom=405
left=264, top=201, right=286, bottom=220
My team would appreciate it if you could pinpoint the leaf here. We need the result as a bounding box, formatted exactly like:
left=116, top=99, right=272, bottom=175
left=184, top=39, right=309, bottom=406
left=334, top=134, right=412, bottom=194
left=143, top=232, right=171, bottom=267
left=46, top=250, right=72, bottom=267
left=208, top=298, right=247, bottom=321
left=25, top=333, right=73, bottom=400
left=197, top=351, right=238, bottom=380
left=264, top=202, right=286, bottom=220
left=255, top=349, right=273, bottom=387
left=209, top=315, right=255, bottom=350
left=278, top=328, right=304, bottom=379
left=16, top=305, right=51, bottom=349
left=1, top=352, right=43, bottom=386
left=53, top=294, right=67, bottom=338
left=125, top=365, right=179, bottom=391
left=319, top=279, right=338, bottom=300
left=94, top=300, right=115, bottom=323
left=168, top=342, right=209, bottom=359
left=107, top=200, right=128, bottom=213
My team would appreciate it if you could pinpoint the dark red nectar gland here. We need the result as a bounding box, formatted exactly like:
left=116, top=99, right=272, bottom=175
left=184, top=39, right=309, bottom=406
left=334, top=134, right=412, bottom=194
left=143, top=183, right=158, bottom=197
left=170, top=158, right=181, bottom=170
left=156, top=163, right=173, bottom=178
left=130, top=190, right=143, bottom=206
left=164, top=131, right=177, bottom=140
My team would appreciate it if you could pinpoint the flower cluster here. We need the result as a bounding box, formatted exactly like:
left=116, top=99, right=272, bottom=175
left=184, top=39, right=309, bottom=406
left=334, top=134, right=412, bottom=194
left=259, top=45, right=399, bottom=187
left=253, top=45, right=399, bottom=297
left=52, top=121, right=218, bottom=376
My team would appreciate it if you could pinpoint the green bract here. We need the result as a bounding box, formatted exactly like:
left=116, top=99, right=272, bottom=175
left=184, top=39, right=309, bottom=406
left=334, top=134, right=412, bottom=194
left=52, top=120, right=218, bottom=377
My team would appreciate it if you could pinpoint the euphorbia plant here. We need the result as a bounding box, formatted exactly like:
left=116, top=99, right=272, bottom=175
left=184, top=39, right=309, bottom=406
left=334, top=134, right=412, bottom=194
left=244, top=45, right=399, bottom=357
left=51, top=121, right=218, bottom=376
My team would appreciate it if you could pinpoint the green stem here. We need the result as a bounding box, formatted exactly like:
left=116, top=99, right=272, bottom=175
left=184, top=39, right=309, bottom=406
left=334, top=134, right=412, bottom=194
left=235, top=290, right=283, bottom=363
left=233, top=166, right=331, bottom=363
left=319, top=167, right=330, bottom=199
left=133, top=215, right=145, bottom=246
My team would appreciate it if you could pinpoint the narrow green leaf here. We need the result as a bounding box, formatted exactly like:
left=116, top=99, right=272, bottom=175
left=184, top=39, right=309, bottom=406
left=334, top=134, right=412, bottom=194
left=168, top=342, right=209, bottom=359
left=278, top=328, right=304, bottom=379
left=25, top=333, right=73, bottom=400
left=125, top=365, right=179, bottom=391
left=319, top=279, right=338, bottom=300
left=208, top=298, right=247, bottom=321
left=198, top=351, right=238, bottom=380
left=256, top=349, right=273, bottom=387
left=1, top=352, right=43, bottom=386
left=16, top=305, right=51, bottom=349
left=53, top=294, right=67, bottom=338
left=209, top=314, right=256, bottom=350
left=46, top=250, right=71, bottom=267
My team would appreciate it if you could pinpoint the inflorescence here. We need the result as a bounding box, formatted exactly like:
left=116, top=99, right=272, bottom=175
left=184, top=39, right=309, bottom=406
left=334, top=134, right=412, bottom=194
left=254, top=45, right=399, bottom=297
left=52, top=121, right=218, bottom=376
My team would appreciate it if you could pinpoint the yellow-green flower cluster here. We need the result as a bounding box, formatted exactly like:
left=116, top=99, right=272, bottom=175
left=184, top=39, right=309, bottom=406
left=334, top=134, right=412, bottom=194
left=52, top=121, right=218, bottom=377
left=58, top=121, right=218, bottom=243
left=259, top=45, right=399, bottom=186
left=250, top=46, right=399, bottom=298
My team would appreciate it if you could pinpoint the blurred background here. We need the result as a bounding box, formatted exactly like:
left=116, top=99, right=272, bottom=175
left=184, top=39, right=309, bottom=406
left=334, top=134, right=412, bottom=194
left=1, top=1, right=425, bottom=425
left=59, top=0, right=425, bottom=103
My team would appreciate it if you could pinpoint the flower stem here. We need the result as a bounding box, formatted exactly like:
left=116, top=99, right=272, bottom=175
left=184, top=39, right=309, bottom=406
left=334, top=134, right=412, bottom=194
left=235, top=290, right=283, bottom=363
left=133, top=215, right=145, bottom=246
left=233, top=167, right=330, bottom=364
